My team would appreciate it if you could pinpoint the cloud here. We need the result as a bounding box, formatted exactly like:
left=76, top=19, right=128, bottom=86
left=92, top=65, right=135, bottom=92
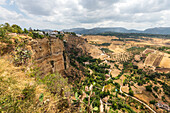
left=0, top=0, right=170, bottom=30
left=14, top=0, right=57, bottom=16
left=79, top=0, right=118, bottom=11
left=116, top=0, right=170, bottom=14
left=0, top=6, right=22, bottom=20
left=0, top=0, right=7, bottom=5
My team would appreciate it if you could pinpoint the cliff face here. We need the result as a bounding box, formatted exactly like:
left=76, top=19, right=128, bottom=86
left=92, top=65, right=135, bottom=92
left=28, top=34, right=89, bottom=77
left=30, top=38, right=66, bottom=75
left=27, top=34, right=96, bottom=81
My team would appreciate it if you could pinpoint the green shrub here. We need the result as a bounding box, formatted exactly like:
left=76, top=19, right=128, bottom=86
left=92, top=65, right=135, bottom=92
left=153, top=86, right=159, bottom=92
left=41, top=73, right=71, bottom=96
left=145, top=85, right=152, bottom=92
left=149, top=100, right=157, bottom=105
left=22, top=85, right=36, bottom=100
left=129, top=89, right=134, bottom=96
left=13, top=47, right=31, bottom=66
left=152, top=93, right=158, bottom=98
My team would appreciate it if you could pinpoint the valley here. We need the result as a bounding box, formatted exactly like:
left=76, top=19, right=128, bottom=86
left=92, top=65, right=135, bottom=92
left=81, top=35, right=170, bottom=112
left=0, top=23, right=170, bottom=113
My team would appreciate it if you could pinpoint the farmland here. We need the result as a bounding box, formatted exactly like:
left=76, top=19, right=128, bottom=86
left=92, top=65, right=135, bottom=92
left=81, top=35, right=170, bottom=112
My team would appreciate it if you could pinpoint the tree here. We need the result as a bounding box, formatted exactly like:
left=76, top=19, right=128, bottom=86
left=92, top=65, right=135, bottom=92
left=24, top=28, right=29, bottom=34
left=4, top=22, right=10, bottom=30
left=28, top=32, right=33, bottom=37
left=11, top=24, right=23, bottom=33
left=112, top=103, right=118, bottom=110
left=0, top=28, right=6, bottom=38
left=149, top=100, right=157, bottom=105
left=145, top=85, right=152, bottom=92
left=29, top=27, right=32, bottom=32
left=129, top=89, right=134, bottom=96
left=153, top=86, right=159, bottom=92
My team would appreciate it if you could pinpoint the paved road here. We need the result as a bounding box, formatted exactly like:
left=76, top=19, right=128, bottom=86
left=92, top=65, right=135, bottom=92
left=120, top=86, right=157, bottom=113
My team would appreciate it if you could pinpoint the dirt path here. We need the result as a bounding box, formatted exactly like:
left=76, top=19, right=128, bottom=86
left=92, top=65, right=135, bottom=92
left=120, top=86, right=156, bottom=113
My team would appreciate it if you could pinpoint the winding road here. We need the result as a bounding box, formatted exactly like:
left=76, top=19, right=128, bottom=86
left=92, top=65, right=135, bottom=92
left=97, top=60, right=156, bottom=113
left=120, top=86, right=157, bottom=113
left=107, top=64, right=156, bottom=113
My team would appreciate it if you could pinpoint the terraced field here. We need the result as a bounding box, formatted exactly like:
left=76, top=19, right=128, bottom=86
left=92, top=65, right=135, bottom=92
left=144, top=53, right=157, bottom=66
left=153, top=54, right=164, bottom=67
left=111, top=52, right=132, bottom=62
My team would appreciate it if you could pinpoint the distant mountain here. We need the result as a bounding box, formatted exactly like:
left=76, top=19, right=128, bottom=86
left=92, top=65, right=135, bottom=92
left=62, top=27, right=170, bottom=35
left=41, top=29, right=54, bottom=32
left=62, top=28, right=86, bottom=33
left=143, top=27, right=170, bottom=34
left=63, top=27, right=129, bottom=34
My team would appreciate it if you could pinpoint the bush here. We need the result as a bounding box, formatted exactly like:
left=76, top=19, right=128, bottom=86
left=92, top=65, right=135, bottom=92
left=149, top=100, right=157, bottom=105
left=145, top=85, right=152, bottom=92
left=153, top=86, right=159, bottom=92
left=22, top=85, right=36, bottom=101
left=162, top=96, right=167, bottom=102
left=41, top=73, right=71, bottom=96
left=129, top=89, right=134, bottom=96
left=152, top=93, right=158, bottom=98
left=13, top=39, right=31, bottom=66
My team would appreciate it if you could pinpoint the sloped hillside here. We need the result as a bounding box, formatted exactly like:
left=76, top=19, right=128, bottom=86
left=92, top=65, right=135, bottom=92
left=0, top=56, right=52, bottom=112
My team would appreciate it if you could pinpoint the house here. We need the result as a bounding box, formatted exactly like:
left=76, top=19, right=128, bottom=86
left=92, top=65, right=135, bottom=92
left=49, top=35, right=56, bottom=38
left=51, top=31, right=58, bottom=35
left=105, top=74, right=110, bottom=78
left=8, top=33, right=17, bottom=36
left=156, top=101, right=170, bottom=111
left=84, top=62, right=90, bottom=65
left=45, top=30, right=59, bottom=36
left=76, top=34, right=82, bottom=37
left=60, top=31, right=64, bottom=34
left=101, top=53, right=105, bottom=56
left=38, top=31, right=44, bottom=35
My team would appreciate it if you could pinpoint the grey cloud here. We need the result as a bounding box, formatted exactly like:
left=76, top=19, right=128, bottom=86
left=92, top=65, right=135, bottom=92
left=79, top=0, right=119, bottom=11
left=118, top=0, right=170, bottom=14
left=14, top=0, right=56, bottom=16
left=1, top=0, right=170, bottom=30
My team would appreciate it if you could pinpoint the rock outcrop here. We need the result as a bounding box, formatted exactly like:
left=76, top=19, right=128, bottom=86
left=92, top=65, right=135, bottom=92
left=30, top=38, right=65, bottom=75
left=25, top=34, right=93, bottom=80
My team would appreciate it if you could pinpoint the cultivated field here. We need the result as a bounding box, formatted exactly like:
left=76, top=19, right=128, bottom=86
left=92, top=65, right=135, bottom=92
left=159, top=53, right=170, bottom=68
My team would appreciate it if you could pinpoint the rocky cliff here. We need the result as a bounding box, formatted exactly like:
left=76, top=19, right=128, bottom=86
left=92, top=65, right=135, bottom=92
left=27, top=34, right=92, bottom=79
left=30, top=38, right=66, bottom=75
left=1, top=33, right=100, bottom=79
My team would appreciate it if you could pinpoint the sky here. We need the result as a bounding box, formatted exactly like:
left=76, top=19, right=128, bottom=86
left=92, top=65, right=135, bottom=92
left=0, top=0, right=170, bottom=30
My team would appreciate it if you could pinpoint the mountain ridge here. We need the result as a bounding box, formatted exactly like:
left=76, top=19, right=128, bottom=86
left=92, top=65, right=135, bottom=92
left=62, top=27, right=170, bottom=35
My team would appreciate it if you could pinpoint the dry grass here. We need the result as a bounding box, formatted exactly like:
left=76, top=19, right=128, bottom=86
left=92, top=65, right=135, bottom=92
left=159, top=54, right=170, bottom=68
left=134, top=91, right=155, bottom=105
left=0, top=56, right=74, bottom=113
left=82, top=35, right=115, bottom=43
left=111, top=69, right=121, bottom=77
left=144, top=53, right=158, bottom=66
